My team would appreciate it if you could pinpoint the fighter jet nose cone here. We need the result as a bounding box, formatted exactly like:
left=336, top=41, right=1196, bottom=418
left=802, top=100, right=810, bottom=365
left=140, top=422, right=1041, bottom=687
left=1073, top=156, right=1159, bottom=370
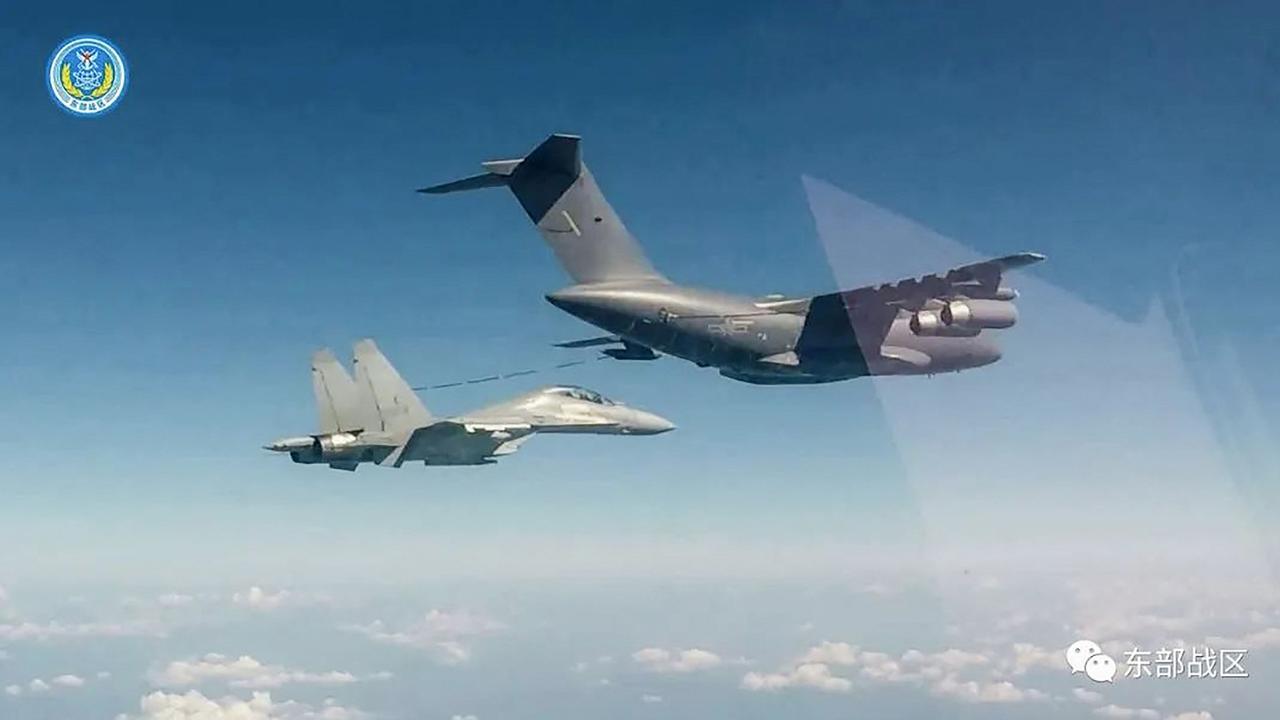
left=635, top=413, right=676, bottom=435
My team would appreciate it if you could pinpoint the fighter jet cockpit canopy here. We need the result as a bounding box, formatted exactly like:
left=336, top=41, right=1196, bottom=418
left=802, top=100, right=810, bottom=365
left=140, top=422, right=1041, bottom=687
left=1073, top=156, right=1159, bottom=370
left=547, top=385, right=617, bottom=405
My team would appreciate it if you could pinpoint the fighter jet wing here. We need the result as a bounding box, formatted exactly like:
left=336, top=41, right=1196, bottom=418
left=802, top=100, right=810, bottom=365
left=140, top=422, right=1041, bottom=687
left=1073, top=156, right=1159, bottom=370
left=379, top=421, right=534, bottom=467
left=794, top=253, right=1045, bottom=355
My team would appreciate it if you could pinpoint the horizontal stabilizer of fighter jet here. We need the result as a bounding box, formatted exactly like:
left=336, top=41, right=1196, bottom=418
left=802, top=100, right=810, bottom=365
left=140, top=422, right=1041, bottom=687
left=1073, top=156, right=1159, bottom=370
left=493, top=435, right=533, bottom=456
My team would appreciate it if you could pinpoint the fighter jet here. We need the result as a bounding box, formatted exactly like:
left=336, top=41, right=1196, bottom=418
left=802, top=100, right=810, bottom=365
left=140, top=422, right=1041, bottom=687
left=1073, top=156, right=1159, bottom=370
left=265, top=339, right=674, bottom=470
left=421, top=134, right=1045, bottom=385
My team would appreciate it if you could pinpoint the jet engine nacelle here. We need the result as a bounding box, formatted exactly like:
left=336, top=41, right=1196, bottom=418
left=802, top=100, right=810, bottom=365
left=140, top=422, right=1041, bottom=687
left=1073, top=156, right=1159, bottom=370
left=909, top=310, right=981, bottom=337
left=290, top=432, right=361, bottom=463
left=940, top=299, right=1018, bottom=329
left=316, top=432, right=360, bottom=455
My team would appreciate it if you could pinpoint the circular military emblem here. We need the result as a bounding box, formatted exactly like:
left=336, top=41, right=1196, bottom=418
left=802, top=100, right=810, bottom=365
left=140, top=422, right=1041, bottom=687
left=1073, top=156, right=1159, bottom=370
left=47, top=35, right=128, bottom=116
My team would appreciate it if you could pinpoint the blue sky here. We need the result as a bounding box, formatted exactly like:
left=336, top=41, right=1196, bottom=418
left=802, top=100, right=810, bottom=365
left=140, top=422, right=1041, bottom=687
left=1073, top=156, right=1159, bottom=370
left=1, top=1, right=1278, bottom=719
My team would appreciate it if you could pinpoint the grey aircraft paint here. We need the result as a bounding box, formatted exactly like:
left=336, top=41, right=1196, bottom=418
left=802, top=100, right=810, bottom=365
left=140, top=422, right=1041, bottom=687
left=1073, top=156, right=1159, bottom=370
left=265, top=339, right=674, bottom=471
left=421, top=134, right=1044, bottom=385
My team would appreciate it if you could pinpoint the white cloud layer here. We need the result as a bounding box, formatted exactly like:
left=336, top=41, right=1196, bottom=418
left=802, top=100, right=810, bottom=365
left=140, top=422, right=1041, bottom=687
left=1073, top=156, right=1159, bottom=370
left=930, top=674, right=1046, bottom=704
left=151, top=654, right=381, bottom=689
left=0, top=619, right=164, bottom=641
left=1093, top=706, right=1161, bottom=720
left=4, top=673, right=95, bottom=696
left=52, top=674, right=86, bottom=687
left=231, top=588, right=296, bottom=611
left=1073, top=688, right=1104, bottom=704
left=342, top=609, right=503, bottom=665
left=742, top=662, right=852, bottom=693
left=742, top=641, right=1048, bottom=704
left=115, top=690, right=368, bottom=720
left=631, top=647, right=723, bottom=674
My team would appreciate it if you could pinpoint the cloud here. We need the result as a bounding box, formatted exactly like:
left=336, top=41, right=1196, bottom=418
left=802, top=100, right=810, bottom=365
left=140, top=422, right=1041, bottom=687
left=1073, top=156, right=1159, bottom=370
left=859, top=582, right=896, bottom=597
left=1073, top=688, right=1105, bottom=704
left=631, top=648, right=723, bottom=674
left=157, top=594, right=196, bottom=608
left=1093, top=705, right=1161, bottom=719
left=930, top=674, right=1046, bottom=704
left=4, top=673, right=96, bottom=696
left=741, top=663, right=853, bottom=693
left=572, top=656, right=614, bottom=674
left=1207, top=627, right=1280, bottom=650
left=856, top=651, right=912, bottom=683
left=0, top=619, right=164, bottom=641
left=999, top=643, right=1062, bottom=676
left=1165, top=713, right=1214, bottom=720
left=450, top=716, right=478, bottom=720
left=229, top=588, right=332, bottom=612
left=797, top=642, right=993, bottom=683
left=343, top=610, right=503, bottom=665
left=798, top=641, right=859, bottom=666
left=151, top=654, right=378, bottom=689
left=641, top=694, right=663, bottom=703
left=231, top=588, right=294, bottom=611
left=51, top=674, right=85, bottom=687
left=743, top=641, right=1046, bottom=703
left=115, top=691, right=368, bottom=720
left=901, top=648, right=989, bottom=680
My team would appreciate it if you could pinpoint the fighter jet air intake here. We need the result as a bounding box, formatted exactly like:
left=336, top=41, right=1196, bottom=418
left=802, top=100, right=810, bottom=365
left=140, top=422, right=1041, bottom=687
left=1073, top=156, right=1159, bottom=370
left=421, top=134, right=1045, bottom=384
left=265, top=340, right=674, bottom=471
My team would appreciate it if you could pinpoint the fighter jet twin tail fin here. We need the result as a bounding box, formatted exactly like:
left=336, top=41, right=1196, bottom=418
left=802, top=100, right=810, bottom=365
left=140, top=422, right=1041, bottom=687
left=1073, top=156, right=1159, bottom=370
left=310, top=340, right=433, bottom=439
